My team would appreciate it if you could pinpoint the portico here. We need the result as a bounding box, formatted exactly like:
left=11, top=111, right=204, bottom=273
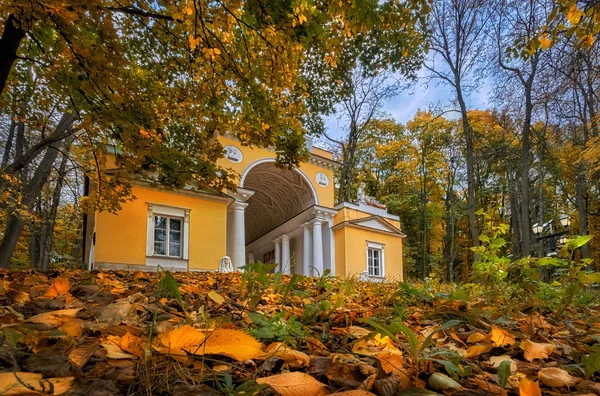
left=225, top=160, right=337, bottom=275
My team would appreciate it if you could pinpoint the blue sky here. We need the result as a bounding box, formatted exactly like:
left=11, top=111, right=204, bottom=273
left=324, top=68, right=492, bottom=139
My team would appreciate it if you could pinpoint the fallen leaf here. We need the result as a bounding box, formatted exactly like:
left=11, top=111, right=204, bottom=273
left=538, top=367, right=580, bottom=387
left=200, top=328, right=263, bottom=361
left=352, top=333, right=400, bottom=356
left=490, top=327, right=516, bottom=347
left=519, top=377, right=541, bottom=396
left=102, top=337, right=136, bottom=359
left=59, top=319, right=84, bottom=337
left=306, top=337, right=328, bottom=352
left=520, top=339, right=556, bottom=362
left=256, top=372, right=328, bottom=396
left=265, top=342, right=310, bottom=368
left=334, top=391, right=376, bottom=395
left=208, top=290, right=225, bottom=305
left=465, top=344, right=490, bottom=358
left=428, top=372, right=461, bottom=391
left=157, top=325, right=206, bottom=361
left=44, top=277, right=70, bottom=298
left=489, top=355, right=517, bottom=372
left=0, top=372, right=74, bottom=395
left=69, top=340, right=99, bottom=367
left=467, top=332, right=487, bottom=344
left=27, top=308, right=81, bottom=326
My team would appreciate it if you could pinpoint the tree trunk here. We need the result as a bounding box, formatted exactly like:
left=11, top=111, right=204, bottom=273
left=456, top=88, right=480, bottom=257
left=5, top=113, right=76, bottom=176
left=520, top=82, right=533, bottom=257
left=0, top=116, right=70, bottom=268
left=576, top=162, right=590, bottom=259
left=537, top=147, right=544, bottom=259
left=0, top=14, right=27, bottom=96
left=39, top=148, right=70, bottom=270
left=1, top=117, right=16, bottom=167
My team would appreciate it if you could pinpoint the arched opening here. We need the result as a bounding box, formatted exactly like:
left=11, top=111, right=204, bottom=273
left=242, top=162, right=316, bottom=244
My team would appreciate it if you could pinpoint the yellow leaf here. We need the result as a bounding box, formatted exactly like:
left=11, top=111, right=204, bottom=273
left=256, top=372, right=327, bottom=396
left=466, top=332, right=487, bottom=344
left=59, top=319, right=84, bottom=337
left=490, top=326, right=516, bottom=346
left=464, top=344, right=490, bottom=358
left=44, top=277, right=69, bottom=298
left=208, top=290, right=225, bottom=305
left=538, top=367, right=580, bottom=387
left=519, top=377, right=542, bottom=396
left=539, top=33, right=552, bottom=49
left=0, top=372, right=74, bottom=395
left=27, top=308, right=81, bottom=326
left=520, top=339, right=556, bottom=362
left=158, top=325, right=205, bottom=361
left=200, top=328, right=263, bottom=361
left=567, top=6, right=584, bottom=25
left=213, top=48, right=221, bottom=55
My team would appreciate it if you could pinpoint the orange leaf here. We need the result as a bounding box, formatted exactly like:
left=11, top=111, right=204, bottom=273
left=200, top=328, right=263, bottom=361
left=490, top=326, right=516, bottom=346
left=519, top=377, right=542, bottom=396
left=44, top=277, right=70, bottom=298
left=27, top=308, right=81, bottom=326
left=464, top=344, right=490, bottom=358
left=538, top=367, right=580, bottom=387
left=520, top=339, right=556, bottom=362
left=256, top=372, right=328, bottom=396
left=158, top=325, right=205, bottom=361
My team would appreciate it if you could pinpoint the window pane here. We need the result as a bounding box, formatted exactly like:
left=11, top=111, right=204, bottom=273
left=154, top=216, right=167, bottom=229
left=169, top=243, right=181, bottom=257
left=170, top=218, right=182, bottom=231
left=169, top=230, right=181, bottom=244
left=154, top=242, right=166, bottom=255
left=154, top=229, right=166, bottom=242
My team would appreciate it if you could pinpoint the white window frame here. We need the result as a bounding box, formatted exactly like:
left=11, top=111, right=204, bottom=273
left=147, top=203, right=190, bottom=261
left=366, top=241, right=385, bottom=278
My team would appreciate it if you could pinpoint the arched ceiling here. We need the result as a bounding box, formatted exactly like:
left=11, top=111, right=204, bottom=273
left=243, top=163, right=315, bottom=244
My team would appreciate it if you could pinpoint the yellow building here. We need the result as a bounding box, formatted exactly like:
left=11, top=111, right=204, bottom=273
left=84, top=137, right=405, bottom=281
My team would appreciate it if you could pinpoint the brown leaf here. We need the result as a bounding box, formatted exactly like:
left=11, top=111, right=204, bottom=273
left=489, top=355, right=517, bottom=373
left=69, top=340, right=99, bottom=367
left=306, top=337, right=328, bottom=352
left=538, top=367, right=580, bottom=387
left=519, top=339, right=556, bottom=362
left=44, top=277, right=70, bottom=298
left=265, top=342, right=310, bottom=368
left=256, top=372, right=328, bottom=396
left=519, top=377, right=541, bottom=396
left=333, top=392, right=376, bottom=396
left=0, top=372, right=74, bottom=395
left=27, top=308, right=81, bottom=326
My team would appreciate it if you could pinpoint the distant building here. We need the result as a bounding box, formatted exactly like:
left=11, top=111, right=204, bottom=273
left=83, top=136, right=405, bottom=280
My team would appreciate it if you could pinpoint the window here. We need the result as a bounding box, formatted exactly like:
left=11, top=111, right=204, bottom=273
left=153, top=216, right=182, bottom=257
left=367, top=241, right=385, bottom=277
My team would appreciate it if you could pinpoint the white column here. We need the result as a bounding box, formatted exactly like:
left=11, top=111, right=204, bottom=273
left=312, top=218, right=324, bottom=277
left=281, top=234, right=291, bottom=274
left=274, top=238, right=281, bottom=267
left=247, top=252, right=255, bottom=264
left=302, top=223, right=312, bottom=276
left=229, top=201, right=247, bottom=270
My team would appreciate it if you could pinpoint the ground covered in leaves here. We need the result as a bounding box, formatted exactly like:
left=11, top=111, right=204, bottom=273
left=0, top=269, right=599, bottom=395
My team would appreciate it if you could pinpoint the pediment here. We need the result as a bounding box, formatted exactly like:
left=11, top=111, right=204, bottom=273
left=348, top=216, right=404, bottom=235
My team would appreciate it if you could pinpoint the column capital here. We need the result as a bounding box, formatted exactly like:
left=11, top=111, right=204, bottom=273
left=301, top=222, right=312, bottom=230
left=281, top=234, right=289, bottom=241
left=311, top=217, right=326, bottom=225
left=229, top=201, right=248, bottom=211
left=274, top=236, right=282, bottom=244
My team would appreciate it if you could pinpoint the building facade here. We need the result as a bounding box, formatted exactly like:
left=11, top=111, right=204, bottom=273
left=84, top=136, right=405, bottom=280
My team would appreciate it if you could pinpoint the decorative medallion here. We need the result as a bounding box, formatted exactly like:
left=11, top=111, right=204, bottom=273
left=316, top=172, right=329, bottom=187
left=224, top=145, right=243, bottom=163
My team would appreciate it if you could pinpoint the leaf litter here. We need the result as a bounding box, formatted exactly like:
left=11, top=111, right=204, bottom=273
left=0, top=269, right=598, bottom=395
